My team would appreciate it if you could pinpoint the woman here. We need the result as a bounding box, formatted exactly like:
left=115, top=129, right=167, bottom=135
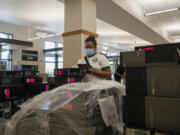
left=78, top=35, right=112, bottom=80
left=79, top=36, right=113, bottom=135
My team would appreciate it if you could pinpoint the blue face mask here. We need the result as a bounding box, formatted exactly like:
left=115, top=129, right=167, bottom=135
left=85, top=48, right=94, bottom=56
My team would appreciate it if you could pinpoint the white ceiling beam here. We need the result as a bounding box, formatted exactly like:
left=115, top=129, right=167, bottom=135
left=96, top=0, right=170, bottom=44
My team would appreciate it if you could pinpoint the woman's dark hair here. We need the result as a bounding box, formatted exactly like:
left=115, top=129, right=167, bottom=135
left=85, top=35, right=97, bottom=48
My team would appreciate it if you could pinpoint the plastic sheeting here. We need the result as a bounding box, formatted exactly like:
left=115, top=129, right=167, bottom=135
left=98, top=96, right=119, bottom=126
left=0, top=80, right=125, bottom=135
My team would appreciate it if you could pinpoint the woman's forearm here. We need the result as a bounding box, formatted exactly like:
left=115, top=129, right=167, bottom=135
left=93, top=69, right=112, bottom=79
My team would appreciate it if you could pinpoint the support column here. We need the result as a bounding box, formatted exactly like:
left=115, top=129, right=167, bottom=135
left=63, top=0, right=98, bottom=68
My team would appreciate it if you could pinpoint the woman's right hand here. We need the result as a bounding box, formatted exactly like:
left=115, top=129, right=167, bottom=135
left=88, top=68, right=97, bottom=74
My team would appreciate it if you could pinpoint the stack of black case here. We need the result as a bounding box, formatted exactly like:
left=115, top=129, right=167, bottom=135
left=48, top=68, right=86, bottom=89
left=0, top=70, right=49, bottom=119
left=121, top=43, right=180, bottom=134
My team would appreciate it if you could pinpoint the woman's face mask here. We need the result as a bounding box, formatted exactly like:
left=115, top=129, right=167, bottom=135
left=85, top=41, right=96, bottom=56
left=85, top=48, right=94, bottom=56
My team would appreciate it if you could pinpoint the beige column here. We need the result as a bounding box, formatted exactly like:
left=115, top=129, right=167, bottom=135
left=63, top=0, right=98, bottom=68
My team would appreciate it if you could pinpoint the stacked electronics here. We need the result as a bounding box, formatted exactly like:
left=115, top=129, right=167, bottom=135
left=121, top=43, right=180, bottom=135
left=48, top=89, right=119, bottom=135
left=0, top=70, right=49, bottom=119
left=23, top=70, right=49, bottom=99
left=48, top=68, right=86, bottom=89
left=12, top=82, right=122, bottom=135
left=13, top=65, right=38, bottom=71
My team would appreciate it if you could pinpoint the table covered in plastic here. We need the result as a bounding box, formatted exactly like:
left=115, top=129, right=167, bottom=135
left=0, top=80, right=125, bottom=135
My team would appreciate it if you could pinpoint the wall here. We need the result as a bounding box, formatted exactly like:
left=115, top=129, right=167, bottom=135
left=0, top=21, right=62, bottom=73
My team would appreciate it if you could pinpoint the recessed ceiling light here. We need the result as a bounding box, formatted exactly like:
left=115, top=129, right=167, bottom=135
left=145, top=8, right=180, bottom=16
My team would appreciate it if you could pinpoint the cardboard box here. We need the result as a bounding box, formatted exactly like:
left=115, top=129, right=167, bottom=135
left=123, top=96, right=146, bottom=127
left=123, top=96, right=180, bottom=132
left=126, top=66, right=180, bottom=97
left=39, top=74, right=48, bottom=82
left=146, top=97, right=180, bottom=132
left=121, top=51, right=145, bottom=67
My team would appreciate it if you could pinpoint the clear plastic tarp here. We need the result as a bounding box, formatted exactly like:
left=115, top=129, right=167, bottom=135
left=0, top=80, right=125, bottom=135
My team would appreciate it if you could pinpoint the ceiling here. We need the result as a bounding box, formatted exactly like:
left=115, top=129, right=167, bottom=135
left=96, top=19, right=149, bottom=49
left=1, top=0, right=180, bottom=51
left=137, top=0, right=180, bottom=42
left=0, top=0, right=64, bottom=33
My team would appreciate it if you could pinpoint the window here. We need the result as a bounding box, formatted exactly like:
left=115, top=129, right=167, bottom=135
left=45, top=41, right=63, bottom=49
left=45, top=53, right=56, bottom=77
left=57, top=43, right=63, bottom=48
left=2, top=50, right=11, bottom=59
left=0, top=33, right=13, bottom=39
left=44, top=41, right=63, bottom=76
left=45, top=41, right=56, bottom=49
left=58, top=56, right=63, bottom=62
left=1, top=49, right=12, bottom=70
left=45, top=63, right=55, bottom=77
left=0, top=32, right=13, bottom=70
left=58, top=63, right=63, bottom=68
left=45, top=56, right=56, bottom=62
left=58, top=55, right=63, bottom=69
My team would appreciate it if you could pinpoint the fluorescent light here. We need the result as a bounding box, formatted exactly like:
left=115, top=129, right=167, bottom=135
left=42, top=34, right=55, bottom=39
left=145, top=8, right=179, bottom=16
left=36, top=32, right=48, bottom=38
left=28, top=37, right=40, bottom=41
